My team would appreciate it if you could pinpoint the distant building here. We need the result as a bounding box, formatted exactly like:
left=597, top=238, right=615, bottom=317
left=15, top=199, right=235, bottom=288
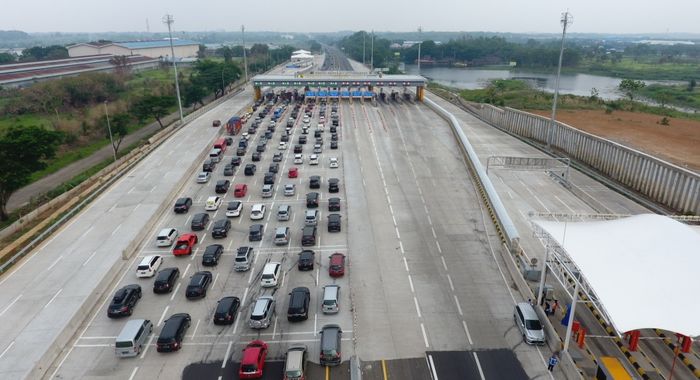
left=68, top=39, right=199, bottom=59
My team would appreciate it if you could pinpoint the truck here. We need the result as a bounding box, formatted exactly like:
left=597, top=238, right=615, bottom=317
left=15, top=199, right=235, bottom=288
left=226, top=116, right=242, bottom=135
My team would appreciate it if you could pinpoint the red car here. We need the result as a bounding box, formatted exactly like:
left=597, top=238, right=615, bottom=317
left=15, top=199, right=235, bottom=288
left=328, top=253, right=346, bottom=277
left=288, top=167, right=298, bottom=178
left=172, top=234, right=198, bottom=256
left=234, top=184, right=248, bottom=197
left=239, top=340, right=268, bottom=379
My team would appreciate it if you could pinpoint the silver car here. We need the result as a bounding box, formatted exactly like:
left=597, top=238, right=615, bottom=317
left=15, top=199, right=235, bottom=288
left=284, top=183, right=296, bottom=196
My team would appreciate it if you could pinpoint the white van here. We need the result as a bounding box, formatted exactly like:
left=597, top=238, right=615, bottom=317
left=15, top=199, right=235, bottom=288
left=322, top=285, right=340, bottom=314
left=115, top=319, right=153, bottom=358
left=209, top=148, right=223, bottom=163
left=261, top=262, right=281, bottom=287
left=156, top=228, right=178, bottom=247
left=136, top=255, right=163, bottom=278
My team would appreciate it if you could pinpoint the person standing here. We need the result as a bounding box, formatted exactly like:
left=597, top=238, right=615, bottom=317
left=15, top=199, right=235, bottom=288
left=547, top=352, right=559, bottom=371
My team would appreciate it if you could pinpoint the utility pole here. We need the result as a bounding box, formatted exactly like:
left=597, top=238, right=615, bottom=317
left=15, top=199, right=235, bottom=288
left=362, top=32, right=366, bottom=68
left=163, top=14, right=184, bottom=125
left=103, top=101, right=117, bottom=162
left=370, top=30, right=374, bottom=72
left=546, top=11, right=573, bottom=150
left=242, top=25, right=249, bottom=82
left=417, top=26, right=422, bottom=74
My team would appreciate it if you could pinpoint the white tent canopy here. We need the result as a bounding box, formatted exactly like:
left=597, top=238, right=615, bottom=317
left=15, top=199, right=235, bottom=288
left=291, top=53, right=313, bottom=59
left=293, top=49, right=310, bottom=55
left=534, top=214, right=700, bottom=338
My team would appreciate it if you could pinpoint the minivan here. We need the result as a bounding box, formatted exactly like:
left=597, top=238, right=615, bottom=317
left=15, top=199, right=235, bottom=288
left=277, top=204, right=291, bottom=221
left=234, top=246, right=253, bottom=271
left=157, top=313, right=191, bottom=352
left=261, top=262, right=281, bottom=287
left=514, top=302, right=546, bottom=345
left=287, top=287, right=310, bottom=321
left=274, top=227, right=290, bottom=246
left=249, top=296, right=276, bottom=329
left=319, top=324, right=342, bottom=366
left=284, top=345, right=307, bottom=380
left=305, top=209, right=318, bottom=226
left=156, top=228, right=178, bottom=247
left=115, top=319, right=152, bottom=358
left=322, top=285, right=340, bottom=314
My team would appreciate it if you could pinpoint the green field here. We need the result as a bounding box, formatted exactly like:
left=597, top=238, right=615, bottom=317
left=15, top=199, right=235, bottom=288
left=571, top=58, right=700, bottom=81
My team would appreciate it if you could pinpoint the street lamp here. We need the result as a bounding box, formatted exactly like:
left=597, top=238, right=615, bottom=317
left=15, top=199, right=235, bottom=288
left=163, top=14, right=185, bottom=126
left=546, top=11, right=573, bottom=150
left=242, top=25, right=248, bottom=83
left=103, top=101, right=117, bottom=162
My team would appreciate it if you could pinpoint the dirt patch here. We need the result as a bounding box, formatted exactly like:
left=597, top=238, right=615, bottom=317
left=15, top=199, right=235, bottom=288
left=527, top=109, right=700, bottom=172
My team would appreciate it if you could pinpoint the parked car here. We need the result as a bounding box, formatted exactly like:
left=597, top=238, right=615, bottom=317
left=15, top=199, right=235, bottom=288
left=213, top=296, right=241, bottom=325
left=252, top=152, right=262, bottom=162
left=185, top=271, right=213, bottom=299
left=249, top=224, right=264, bottom=241
left=226, top=201, right=243, bottom=217
left=202, top=244, right=224, bottom=266
left=309, top=175, right=321, bottom=189
left=223, top=164, right=235, bottom=176
left=245, top=164, right=256, bottom=176
left=328, top=197, right=341, bottom=212
left=319, top=324, right=343, bottom=366
left=215, top=180, right=231, bottom=194
left=191, top=213, right=210, bottom=231
left=211, top=219, right=231, bottom=238
left=294, top=145, right=303, bottom=153
left=269, top=163, right=279, bottom=173
left=173, top=197, right=193, bottom=213
left=298, top=250, right=314, bottom=270
left=288, top=167, right=299, bottom=178
left=239, top=340, right=268, bottom=379
left=287, top=287, right=310, bottom=321
left=173, top=233, right=198, bottom=256
left=153, top=267, right=180, bottom=294
left=328, top=178, right=339, bottom=193
left=306, top=192, right=319, bottom=208
left=273, top=153, right=283, bottom=162
left=284, top=183, right=296, bottom=196
left=328, top=253, right=346, bottom=277
left=301, top=226, right=317, bottom=246
left=264, top=172, right=276, bottom=185
left=136, top=255, right=163, bottom=278
left=328, top=214, right=342, bottom=232
left=107, top=284, right=141, bottom=318
left=196, top=172, right=211, bottom=183
left=250, top=204, right=266, bottom=220
left=234, top=184, right=248, bottom=197
left=156, top=313, right=191, bottom=352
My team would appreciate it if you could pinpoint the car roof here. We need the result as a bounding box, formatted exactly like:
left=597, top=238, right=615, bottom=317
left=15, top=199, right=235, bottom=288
left=204, top=244, right=223, bottom=254
left=206, top=196, right=219, bottom=201
left=252, top=203, right=264, bottom=211
left=217, top=296, right=239, bottom=310
left=252, top=296, right=272, bottom=314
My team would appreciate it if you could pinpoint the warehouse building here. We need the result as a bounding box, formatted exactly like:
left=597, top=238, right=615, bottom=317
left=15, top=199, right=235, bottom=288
left=68, top=39, right=199, bottom=59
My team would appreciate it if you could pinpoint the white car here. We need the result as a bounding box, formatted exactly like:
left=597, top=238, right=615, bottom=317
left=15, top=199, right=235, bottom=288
left=136, top=255, right=163, bottom=278
left=294, top=154, right=303, bottom=164
left=317, top=123, right=325, bottom=131
left=205, top=196, right=222, bottom=211
left=329, top=157, right=339, bottom=168
left=313, top=144, right=322, bottom=154
left=309, top=154, right=319, bottom=165
left=241, top=132, right=249, bottom=141
left=278, top=142, right=287, bottom=150
left=302, top=126, right=309, bottom=134
left=196, top=172, right=210, bottom=183
left=226, top=201, right=243, bottom=217
left=250, top=203, right=266, bottom=220
left=284, top=183, right=296, bottom=196
left=303, top=117, right=310, bottom=123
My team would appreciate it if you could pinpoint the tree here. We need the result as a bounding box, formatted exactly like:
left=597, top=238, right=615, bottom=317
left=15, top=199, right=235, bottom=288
left=0, top=126, right=63, bottom=220
left=250, top=43, right=269, bottom=57
left=0, top=53, right=15, bottom=64
left=20, top=45, right=68, bottom=62
left=309, top=40, right=322, bottom=53
left=197, top=44, right=207, bottom=59
left=131, top=95, right=175, bottom=128
left=190, top=59, right=241, bottom=98
left=689, top=79, right=696, bottom=92
left=109, top=55, right=131, bottom=77
left=183, top=80, right=207, bottom=109
left=618, top=79, right=645, bottom=100
left=108, top=113, right=130, bottom=153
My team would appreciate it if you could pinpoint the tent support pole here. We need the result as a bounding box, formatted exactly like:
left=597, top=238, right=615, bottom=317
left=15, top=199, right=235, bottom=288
left=563, top=280, right=580, bottom=352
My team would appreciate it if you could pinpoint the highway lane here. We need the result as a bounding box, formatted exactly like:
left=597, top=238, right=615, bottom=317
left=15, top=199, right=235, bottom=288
left=0, top=86, right=253, bottom=379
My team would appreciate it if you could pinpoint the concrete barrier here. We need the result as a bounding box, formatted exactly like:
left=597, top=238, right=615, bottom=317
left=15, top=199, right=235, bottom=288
left=464, top=102, right=700, bottom=216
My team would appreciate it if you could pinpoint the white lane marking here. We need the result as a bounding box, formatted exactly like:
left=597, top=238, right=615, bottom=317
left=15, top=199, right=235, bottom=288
left=46, top=255, right=64, bottom=271
left=462, top=320, right=474, bottom=345
left=446, top=275, right=455, bottom=292
left=232, top=313, right=241, bottom=335
left=191, top=319, right=201, bottom=339
left=435, top=240, right=442, bottom=254
left=128, top=367, right=139, bottom=380
left=44, top=288, right=63, bottom=308
left=0, top=341, right=14, bottom=359
left=140, top=335, right=154, bottom=358
left=170, top=283, right=181, bottom=301
left=428, top=354, right=439, bottom=380
left=50, top=344, right=75, bottom=378
left=407, top=275, right=415, bottom=293
left=111, top=224, right=122, bottom=236
left=82, top=250, right=98, bottom=266
left=395, top=227, right=401, bottom=239
left=241, top=287, right=249, bottom=307
left=391, top=215, right=397, bottom=227
left=426, top=215, right=433, bottom=226
left=182, top=263, right=191, bottom=277
left=314, top=313, right=318, bottom=336
left=272, top=316, right=278, bottom=339
left=79, top=226, right=95, bottom=240
left=420, top=323, right=430, bottom=348
left=108, top=204, right=117, bottom=213
left=431, top=227, right=437, bottom=239
left=150, top=185, right=157, bottom=193
left=453, top=295, right=463, bottom=316
left=399, top=241, right=405, bottom=254
left=157, top=306, right=170, bottom=327
left=440, top=256, right=448, bottom=271
left=127, top=186, right=135, bottom=194
left=0, top=295, right=22, bottom=317
left=402, top=257, right=409, bottom=272
left=413, top=297, right=422, bottom=318
left=212, top=273, right=220, bottom=289
left=133, top=204, right=141, bottom=212
left=473, top=352, right=486, bottom=380
left=222, top=341, right=233, bottom=369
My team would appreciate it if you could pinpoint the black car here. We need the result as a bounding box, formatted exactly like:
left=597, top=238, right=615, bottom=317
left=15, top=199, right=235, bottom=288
left=301, top=225, right=317, bottom=246
left=252, top=152, right=262, bottom=162
left=153, top=267, right=180, bottom=294
left=299, top=136, right=307, bottom=144
left=265, top=130, right=273, bottom=138
left=306, top=192, right=319, bottom=208
left=236, top=147, right=247, bottom=156
left=107, top=284, right=142, bottom=318
left=249, top=224, right=264, bottom=241
left=157, top=313, right=191, bottom=352
left=223, top=164, right=235, bottom=176
left=269, top=163, right=279, bottom=173
left=239, top=140, right=248, bottom=149
left=202, top=159, right=216, bottom=172
left=310, top=175, right=321, bottom=189
left=287, top=287, right=311, bottom=322
left=331, top=133, right=338, bottom=141
left=328, top=178, right=339, bottom=193
left=330, top=141, right=338, bottom=150
left=273, top=153, right=283, bottom=162
left=186, top=271, right=213, bottom=299
left=328, top=197, right=341, bottom=212
left=330, top=126, right=337, bottom=133
left=215, top=180, right=231, bottom=194
left=294, top=144, right=303, bottom=153
left=314, top=130, right=322, bottom=138
left=247, top=126, right=256, bottom=134
left=264, top=172, right=276, bottom=185
left=224, top=137, right=233, bottom=146
left=328, top=214, right=342, bottom=232
left=202, top=244, right=224, bottom=266
left=230, top=156, right=242, bottom=166
left=191, top=213, right=210, bottom=231
left=281, top=134, right=289, bottom=142
left=298, top=250, right=315, bottom=270
left=211, top=219, right=231, bottom=239
left=244, top=164, right=256, bottom=176
left=173, top=197, right=193, bottom=213
left=213, top=296, right=241, bottom=325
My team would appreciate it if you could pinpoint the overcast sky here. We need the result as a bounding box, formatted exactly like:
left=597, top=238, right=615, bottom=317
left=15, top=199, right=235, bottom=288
left=1, top=0, right=698, bottom=34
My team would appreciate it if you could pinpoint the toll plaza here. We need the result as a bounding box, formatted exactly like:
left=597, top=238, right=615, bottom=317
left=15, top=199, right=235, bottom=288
left=251, top=74, right=428, bottom=102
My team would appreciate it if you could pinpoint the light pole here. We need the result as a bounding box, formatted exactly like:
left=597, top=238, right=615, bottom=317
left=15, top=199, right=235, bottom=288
left=362, top=32, right=366, bottom=68
left=242, top=25, right=248, bottom=83
left=546, top=11, right=573, bottom=150
left=417, top=26, right=423, bottom=74
left=370, top=30, right=374, bottom=72
left=163, top=14, right=184, bottom=126
left=103, top=101, right=117, bottom=162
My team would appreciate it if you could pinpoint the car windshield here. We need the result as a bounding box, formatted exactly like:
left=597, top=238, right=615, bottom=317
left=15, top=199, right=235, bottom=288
left=286, top=370, right=302, bottom=377
left=241, top=364, right=258, bottom=372
left=526, top=319, right=542, bottom=330
left=175, top=243, right=188, bottom=249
